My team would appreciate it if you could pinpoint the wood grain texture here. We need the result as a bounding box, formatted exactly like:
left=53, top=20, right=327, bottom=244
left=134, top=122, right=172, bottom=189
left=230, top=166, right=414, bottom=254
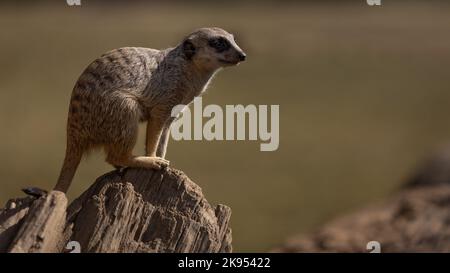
left=0, top=167, right=232, bottom=253
left=8, top=191, right=67, bottom=253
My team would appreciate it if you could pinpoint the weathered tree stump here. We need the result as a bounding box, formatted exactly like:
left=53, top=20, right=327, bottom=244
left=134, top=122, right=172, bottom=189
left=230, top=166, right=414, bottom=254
left=0, top=167, right=232, bottom=253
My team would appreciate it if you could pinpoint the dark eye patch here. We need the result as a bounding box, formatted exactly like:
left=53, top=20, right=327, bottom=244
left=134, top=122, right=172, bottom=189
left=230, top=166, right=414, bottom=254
left=208, top=37, right=231, bottom=52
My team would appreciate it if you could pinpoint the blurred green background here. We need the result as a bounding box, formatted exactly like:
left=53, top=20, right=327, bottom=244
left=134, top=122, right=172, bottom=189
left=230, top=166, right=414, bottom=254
left=1, top=1, right=450, bottom=252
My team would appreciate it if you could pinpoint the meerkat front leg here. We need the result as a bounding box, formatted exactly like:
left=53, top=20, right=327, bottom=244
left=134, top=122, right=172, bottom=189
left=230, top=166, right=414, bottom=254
left=156, top=121, right=172, bottom=158
left=145, top=115, right=170, bottom=165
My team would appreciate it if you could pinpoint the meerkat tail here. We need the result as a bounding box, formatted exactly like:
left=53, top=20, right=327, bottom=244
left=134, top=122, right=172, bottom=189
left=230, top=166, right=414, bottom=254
left=54, top=148, right=83, bottom=193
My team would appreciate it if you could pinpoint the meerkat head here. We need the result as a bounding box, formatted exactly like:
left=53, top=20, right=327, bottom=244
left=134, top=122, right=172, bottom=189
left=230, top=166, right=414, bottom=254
left=181, top=27, right=246, bottom=71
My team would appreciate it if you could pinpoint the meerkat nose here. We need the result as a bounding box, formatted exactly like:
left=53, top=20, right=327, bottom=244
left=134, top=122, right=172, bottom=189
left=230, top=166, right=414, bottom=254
left=238, top=52, right=246, bottom=62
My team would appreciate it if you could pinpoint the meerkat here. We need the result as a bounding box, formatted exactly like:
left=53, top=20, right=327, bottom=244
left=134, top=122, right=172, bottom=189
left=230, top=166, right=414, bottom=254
left=53, top=27, right=246, bottom=193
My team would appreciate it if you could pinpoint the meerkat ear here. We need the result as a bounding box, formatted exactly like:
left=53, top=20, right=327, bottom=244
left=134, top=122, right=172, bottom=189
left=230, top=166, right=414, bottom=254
left=183, top=39, right=196, bottom=60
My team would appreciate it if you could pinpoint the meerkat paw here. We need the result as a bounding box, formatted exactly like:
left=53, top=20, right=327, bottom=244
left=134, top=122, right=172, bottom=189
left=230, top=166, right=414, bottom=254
left=153, top=157, right=170, bottom=168
left=107, top=155, right=169, bottom=170
left=141, top=156, right=170, bottom=170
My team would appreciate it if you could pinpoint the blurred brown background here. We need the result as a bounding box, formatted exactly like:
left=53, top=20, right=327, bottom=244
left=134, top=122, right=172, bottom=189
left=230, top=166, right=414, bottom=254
left=1, top=0, right=450, bottom=252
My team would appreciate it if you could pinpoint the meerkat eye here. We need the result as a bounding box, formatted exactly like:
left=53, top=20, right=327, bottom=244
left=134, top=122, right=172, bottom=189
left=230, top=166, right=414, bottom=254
left=208, top=37, right=230, bottom=52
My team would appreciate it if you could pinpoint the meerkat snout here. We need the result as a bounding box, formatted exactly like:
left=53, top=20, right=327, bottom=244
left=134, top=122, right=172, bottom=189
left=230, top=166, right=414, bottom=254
left=238, top=52, right=247, bottom=62
left=183, top=27, right=246, bottom=69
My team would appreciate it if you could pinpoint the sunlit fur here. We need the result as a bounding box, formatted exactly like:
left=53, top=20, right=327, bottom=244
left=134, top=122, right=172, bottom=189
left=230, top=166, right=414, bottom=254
left=54, top=27, right=246, bottom=193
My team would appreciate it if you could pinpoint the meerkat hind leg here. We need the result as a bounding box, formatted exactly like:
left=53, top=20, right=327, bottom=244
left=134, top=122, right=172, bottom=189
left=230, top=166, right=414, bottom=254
left=106, top=151, right=169, bottom=170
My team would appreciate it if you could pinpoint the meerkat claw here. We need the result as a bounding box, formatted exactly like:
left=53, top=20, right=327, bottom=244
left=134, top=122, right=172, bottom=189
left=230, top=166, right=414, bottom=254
left=154, top=157, right=170, bottom=168
left=157, top=157, right=170, bottom=165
